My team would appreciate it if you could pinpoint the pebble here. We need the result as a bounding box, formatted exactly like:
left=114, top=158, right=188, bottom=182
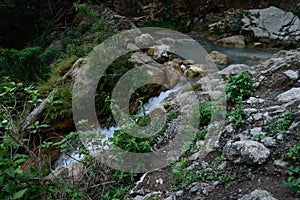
left=274, top=159, right=289, bottom=169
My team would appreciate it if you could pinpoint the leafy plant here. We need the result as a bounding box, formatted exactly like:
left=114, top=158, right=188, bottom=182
left=269, top=111, right=295, bottom=135
left=230, top=104, right=245, bottom=129
left=283, top=141, right=300, bottom=193
left=233, top=11, right=245, bottom=32
left=199, top=101, right=212, bottom=127
left=0, top=46, right=48, bottom=82
left=110, top=110, right=179, bottom=153
left=0, top=78, right=47, bottom=199
left=171, top=158, right=198, bottom=189
left=225, top=70, right=256, bottom=103
left=252, top=134, right=266, bottom=142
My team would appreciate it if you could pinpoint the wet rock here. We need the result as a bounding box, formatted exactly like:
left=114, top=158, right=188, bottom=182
left=277, top=87, right=300, bottom=103
left=223, top=140, right=270, bottom=165
left=183, top=59, right=196, bottom=65
left=242, top=6, right=300, bottom=42
left=164, top=61, right=181, bottom=73
left=238, top=189, right=277, bottom=200
left=217, top=35, right=246, bottom=48
left=156, top=37, right=176, bottom=46
left=147, top=45, right=170, bottom=62
left=254, top=42, right=263, bottom=47
left=205, top=51, right=229, bottom=65
left=184, top=64, right=210, bottom=77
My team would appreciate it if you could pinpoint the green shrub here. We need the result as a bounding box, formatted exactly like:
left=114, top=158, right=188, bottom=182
left=43, top=84, right=72, bottom=123
left=283, top=141, right=300, bottom=193
left=233, top=12, right=245, bottom=32
left=199, top=101, right=212, bottom=127
left=225, top=70, right=256, bottom=103
left=269, top=111, right=295, bottom=135
left=171, top=158, right=197, bottom=189
left=230, top=104, right=245, bottom=129
left=110, top=110, right=179, bottom=153
left=0, top=47, right=48, bottom=82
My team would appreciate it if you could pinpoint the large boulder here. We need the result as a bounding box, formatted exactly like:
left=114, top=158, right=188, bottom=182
left=205, top=51, right=229, bottom=65
left=217, top=35, right=246, bottom=48
left=223, top=140, right=270, bottom=165
left=242, top=6, right=300, bottom=42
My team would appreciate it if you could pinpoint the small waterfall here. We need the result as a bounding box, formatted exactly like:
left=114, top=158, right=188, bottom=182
left=53, top=87, right=180, bottom=170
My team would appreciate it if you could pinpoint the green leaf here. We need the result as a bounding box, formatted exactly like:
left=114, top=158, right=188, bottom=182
left=13, top=188, right=28, bottom=200
left=5, top=167, right=15, bottom=177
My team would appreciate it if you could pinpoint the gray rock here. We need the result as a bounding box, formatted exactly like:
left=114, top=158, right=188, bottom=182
left=175, top=190, right=184, bottom=197
left=134, top=192, right=162, bottom=200
left=147, top=45, right=170, bottom=61
left=242, top=6, right=300, bottom=42
left=217, top=35, right=246, bottom=48
left=218, top=64, right=250, bottom=76
left=134, top=33, right=156, bottom=48
left=274, top=159, right=289, bottom=169
left=238, top=189, right=277, bottom=200
left=189, top=182, right=211, bottom=196
left=276, top=133, right=283, bottom=140
left=188, top=151, right=201, bottom=161
left=252, top=113, right=263, bottom=121
left=164, top=196, right=173, bottom=200
left=283, top=70, right=299, bottom=80
left=250, top=127, right=265, bottom=137
left=261, top=137, right=277, bottom=147
left=130, top=52, right=154, bottom=64
left=247, top=97, right=265, bottom=104
left=223, top=140, right=270, bottom=164
left=205, top=51, right=229, bottom=65
left=127, top=43, right=139, bottom=51
left=277, top=87, right=300, bottom=102
left=244, top=108, right=258, bottom=116
left=260, top=50, right=300, bottom=74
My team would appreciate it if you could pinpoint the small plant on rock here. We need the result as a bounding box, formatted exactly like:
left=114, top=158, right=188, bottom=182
left=283, top=141, right=300, bottom=193
left=269, top=111, right=295, bottom=135
left=225, top=70, right=256, bottom=104
left=230, top=104, right=245, bottom=129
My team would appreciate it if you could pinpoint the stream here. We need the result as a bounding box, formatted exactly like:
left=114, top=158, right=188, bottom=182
left=53, top=38, right=278, bottom=170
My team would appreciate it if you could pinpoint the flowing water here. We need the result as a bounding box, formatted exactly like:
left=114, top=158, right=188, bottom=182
left=53, top=37, right=278, bottom=170
left=54, top=87, right=181, bottom=170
